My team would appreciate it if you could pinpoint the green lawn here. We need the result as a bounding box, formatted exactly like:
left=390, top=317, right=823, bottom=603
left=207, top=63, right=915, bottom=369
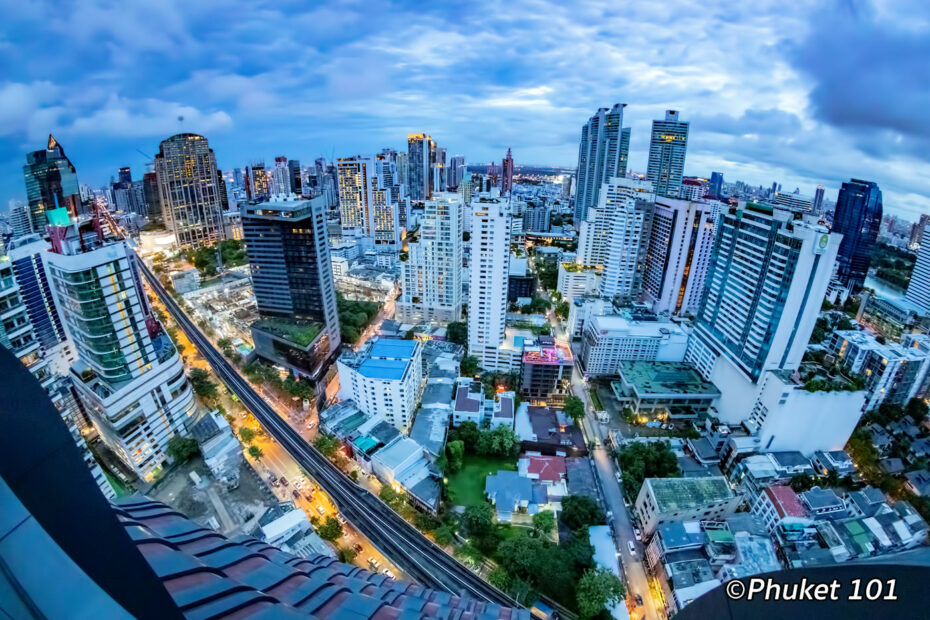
left=446, top=454, right=517, bottom=507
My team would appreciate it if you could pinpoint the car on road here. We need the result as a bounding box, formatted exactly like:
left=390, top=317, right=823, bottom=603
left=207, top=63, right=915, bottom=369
left=368, top=558, right=381, bottom=571
left=382, top=569, right=395, bottom=579
left=304, top=493, right=314, bottom=502
left=280, top=477, right=289, bottom=486
left=336, top=514, right=346, bottom=525
left=292, top=489, right=301, bottom=500
left=615, top=471, right=622, bottom=484
left=306, top=420, right=315, bottom=429
left=316, top=506, right=325, bottom=516
left=353, top=543, right=364, bottom=554
left=633, top=527, right=642, bottom=541
left=635, top=594, right=643, bottom=607
left=627, top=541, right=636, bottom=556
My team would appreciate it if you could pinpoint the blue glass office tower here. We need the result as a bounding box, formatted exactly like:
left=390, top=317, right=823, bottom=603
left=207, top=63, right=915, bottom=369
left=831, top=179, right=882, bottom=292
left=23, top=135, right=82, bottom=232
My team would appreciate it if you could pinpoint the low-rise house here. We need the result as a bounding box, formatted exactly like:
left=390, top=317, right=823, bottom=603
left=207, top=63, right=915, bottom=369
left=565, top=457, right=597, bottom=499
left=888, top=417, right=921, bottom=440
left=514, top=404, right=587, bottom=457
left=251, top=502, right=335, bottom=559
left=752, top=485, right=813, bottom=541
left=867, top=424, right=894, bottom=455
left=811, top=450, right=855, bottom=477
left=879, top=458, right=906, bottom=475
left=409, top=407, right=449, bottom=461
left=518, top=454, right=567, bottom=505
left=485, top=470, right=544, bottom=522
left=657, top=558, right=720, bottom=618
left=453, top=378, right=483, bottom=426
left=799, top=486, right=847, bottom=520
left=910, top=437, right=930, bottom=459
left=716, top=531, right=781, bottom=583
left=188, top=409, right=243, bottom=487
left=905, top=470, right=930, bottom=496
left=371, top=437, right=440, bottom=514
left=635, top=477, right=741, bottom=537
left=845, top=486, right=889, bottom=518
left=644, top=521, right=705, bottom=570
left=687, top=437, right=720, bottom=465
left=490, top=391, right=516, bottom=430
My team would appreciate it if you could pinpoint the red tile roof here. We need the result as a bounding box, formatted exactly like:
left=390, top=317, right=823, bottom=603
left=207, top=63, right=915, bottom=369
left=525, top=455, right=566, bottom=483
left=765, top=485, right=808, bottom=519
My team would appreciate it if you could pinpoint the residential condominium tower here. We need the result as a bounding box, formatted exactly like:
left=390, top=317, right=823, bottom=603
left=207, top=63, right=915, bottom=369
left=407, top=133, right=433, bottom=202
left=468, top=196, right=512, bottom=371
left=241, top=196, right=341, bottom=382
left=905, top=224, right=930, bottom=314
left=336, top=155, right=402, bottom=250
left=397, top=192, right=464, bottom=324
left=831, top=179, right=882, bottom=293
left=154, top=133, right=226, bottom=249
left=573, top=104, right=631, bottom=224
left=646, top=110, right=689, bottom=198
left=44, top=213, right=197, bottom=481
left=685, top=202, right=841, bottom=423
left=577, top=177, right=655, bottom=269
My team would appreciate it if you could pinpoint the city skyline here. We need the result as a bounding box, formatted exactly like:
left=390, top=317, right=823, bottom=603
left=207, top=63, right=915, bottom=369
left=1, top=1, right=928, bottom=219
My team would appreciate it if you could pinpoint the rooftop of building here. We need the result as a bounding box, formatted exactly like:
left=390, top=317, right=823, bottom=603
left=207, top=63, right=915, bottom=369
left=765, top=485, right=809, bottom=519
left=421, top=381, right=455, bottom=406
left=800, top=486, right=845, bottom=512
left=656, top=521, right=705, bottom=551
left=522, top=341, right=573, bottom=365
left=252, top=318, right=322, bottom=348
left=665, top=557, right=717, bottom=589
left=372, top=436, right=424, bottom=471
left=617, top=361, right=720, bottom=397
left=643, top=476, right=734, bottom=513
left=520, top=455, right=566, bottom=483
left=409, top=408, right=449, bottom=457
left=587, top=313, right=688, bottom=338
left=358, top=358, right=409, bottom=381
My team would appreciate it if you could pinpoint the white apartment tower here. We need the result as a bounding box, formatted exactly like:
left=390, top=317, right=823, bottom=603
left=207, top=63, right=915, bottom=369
left=397, top=192, right=463, bottom=324
left=45, top=217, right=197, bottom=481
left=642, top=197, right=717, bottom=316
left=905, top=224, right=930, bottom=314
left=577, top=177, right=655, bottom=268
left=686, top=202, right=841, bottom=422
left=647, top=110, right=689, bottom=198
left=468, top=196, right=512, bottom=371
left=336, top=155, right=401, bottom=251
left=573, top=104, right=631, bottom=224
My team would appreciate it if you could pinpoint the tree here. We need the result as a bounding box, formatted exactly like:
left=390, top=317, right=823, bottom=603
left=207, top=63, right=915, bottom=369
left=449, top=421, right=481, bottom=452
left=906, top=397, right=929, bottom=423
left=248, top=445, right=264, bottom=461
left=560, top=495, right=605, bottom=531
left=217, top=338, right=232, bottom=349
left=475, top=425, right=521, bottom=458
left=460, top=355, right=481, bottom=377
left=462, top=504, right=495, bottom=537
left=379, top=485, right=405, bottom=511
left=789, top=473, right=815, bottom=492
left=488, top=566, right=512, bottom=591
left=497, top=534, right=546, bottom=579
left=188, top=368, right=219, bottom=401
left=434, top=525, right=454, bottom=545
left=404, top=328, right=417, bottom=340
left=446, top=440, right=465, bottom=473
left=576, top=567, right=625, bottom=619
left=239, top=427, right=256, bottom=444
left=317, top=516, right=344, bottom=542
left=166, top=435, right=199, bottom=463
left=315, top=434, right=340, bottom=459
left=616, top=440, right=681, bottom=500
left=446, top=321, right=467, bottom=345
left=337, top=547, right=357, bottom=563
left=563, top=395, right=585, bottom=422
left=554, top=301, right=570, bottom=321
left=532, top=510, right=556, bottom=536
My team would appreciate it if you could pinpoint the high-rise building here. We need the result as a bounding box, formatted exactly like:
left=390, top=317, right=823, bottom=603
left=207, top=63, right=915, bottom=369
left=431, top=145, right=446, bottom=197
left=686, top=202, right=840, bottom=422
left=242, top=196, right=340, bottom=382
left=906, top=224, right=930, bottom=314
left=501, top=148, right=514, bottom=194
left=449, top=155, right=466, bottom=190
left=709, top=172, right=724, bottom=199
left=6, top=234, right=75, bottom=376
left=154, top=133, right=226, bottom=249
left=646, top=110, right=689, bottom=198
left=397, top=192, right=464, bottom=324
left=642, top=197, right=717, bottom=316
left=831, top=179, right=882, bottom=292
left=288, top=159, right=302, bottom=196
left=573, top=104, right=631, bottom=224
left=248, top=162, right=270, bottom=201
left=523, top=203, right=550, bottom=232
left=577, top=177, right=655, bottom=269
left=813, top=184, right=826, bottom=213
left=141, top=172, right=161, bottom=220
left=8, top=201, right=33, bottom=238
left=774, top=192, right=813, bottom=212
left=910, top=214, right=930, bottom=249
left=44, top=213, right=197, bottom=481
left=468, top=196, right=511, bottom=371
left=23, top=134, right=82, bottom=232
left=117, top=167, right=132, bottom=187
left=336, top=155, right=401, bottom=250
left=407, top=133, right=433, bottom=201
left=599, top=196, right=655, bottom=302
left=270, top=156, right=291, bottom=196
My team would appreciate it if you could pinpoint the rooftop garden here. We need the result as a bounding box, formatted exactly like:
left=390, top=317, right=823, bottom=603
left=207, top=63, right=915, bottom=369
left=253, top=318, right=322, bottom=347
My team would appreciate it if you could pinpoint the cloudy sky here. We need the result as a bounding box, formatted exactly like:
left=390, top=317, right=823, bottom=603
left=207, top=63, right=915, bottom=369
left=1, top=0, right=928, bottom=218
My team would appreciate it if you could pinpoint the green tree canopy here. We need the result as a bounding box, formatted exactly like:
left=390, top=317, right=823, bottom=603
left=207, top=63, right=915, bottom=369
left=247, top=445, right=264, bottom=461
left=616, top=440, right=680, bottom=500
left=532, top=510, right=556, bottom=536
left=317, top=516, right=344, bottom=542
left=460, top=355, right=481, bottom=377
left=576, top=567, right=625, bottom=618
left=560, top=495, right=605, bottom=531
left=238, top=427, right=256, bottom=444
left=446, top=321, right=467, bottom=345
left=462, top=503, right=495, bottom=537
left=167, top=435, right=199, bottom=463
left=563, top=395, right=585, bottom=422
left=315, top=434, right=340, bottom=459
left=446, top=440, right=465, bottom=473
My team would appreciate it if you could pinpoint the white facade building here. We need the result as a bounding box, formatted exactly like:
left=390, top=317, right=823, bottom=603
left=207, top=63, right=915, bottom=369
left=580, top=314, right=689, bottom=376
left=577, top=177, right=655, bottom=269
left=336, top=155, right=401, bottom=251
left=397, top=192, right=463, bottom=324
left=337, top=338, right=423, bottom=431
left=774, top=192, right=813, bottom=212
left=642, top=197, right=717, bottom=317
left=468, top=196, right=512, bottom=371
left=906, top=224, right=930, bottom=314
left=686, top=202, right=841, bottom=423
left=557, top=264, right=601, bottom=302
left=45, top=225, right=197, bottom=481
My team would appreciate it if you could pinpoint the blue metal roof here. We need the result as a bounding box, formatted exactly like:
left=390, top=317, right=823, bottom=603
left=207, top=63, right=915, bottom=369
left=369, top=339, right=417, bottom=360
left=358, top=358, right=408, bottom=380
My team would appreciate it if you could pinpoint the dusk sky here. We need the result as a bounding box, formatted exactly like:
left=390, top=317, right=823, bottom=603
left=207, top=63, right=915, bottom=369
left=1, top=0, right=928, bottom=218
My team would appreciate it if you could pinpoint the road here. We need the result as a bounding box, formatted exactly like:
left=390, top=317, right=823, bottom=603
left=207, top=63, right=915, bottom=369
left=546, top=305, right=661, bottom=620
left=137, top=256, right=521, bottom=608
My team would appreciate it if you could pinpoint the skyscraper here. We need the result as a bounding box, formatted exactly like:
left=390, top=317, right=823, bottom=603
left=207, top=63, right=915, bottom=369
left=397, top=192, right=464, bottom=324
left=686, top=202, right=840, bottom=422
left=242, top=195, right=341, bottom=382
left=573, top=104, right=631, bottom=224
left=45, top=214, right=197, bottom=481
left=288, top=159, right=302, bottom=196
left=449, top=154, right=466, bottom=190
left=269, top=156, right=290, bottom=196
left=906, top=224, right=930, bottom=314
left=407, top=133, right=433, bottom=201
left=813, top=184, right=826, bottom=213
left=154, top=133, right=226, bottom=248
left=248, top=162, right=270, bottom=201
left=831, top=179, right=883, bottom=292
left=709, top=172, right=724, bottom=199
left=642, top=197, right=717, bottom=316
left=577, top=177, right=654, bottom=268
left=501, top=148, right=514, bottom=194
left=336, top=155, right=402, bottom=249
left=117, top=166, right=132, bottom=187
left=598, top=195, right=655, bottom=302
left=646, top=110, right=689, bottom=198
left=468, top=196, right=511, bottom=371
left=23, top=134, right=82, bottom=232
